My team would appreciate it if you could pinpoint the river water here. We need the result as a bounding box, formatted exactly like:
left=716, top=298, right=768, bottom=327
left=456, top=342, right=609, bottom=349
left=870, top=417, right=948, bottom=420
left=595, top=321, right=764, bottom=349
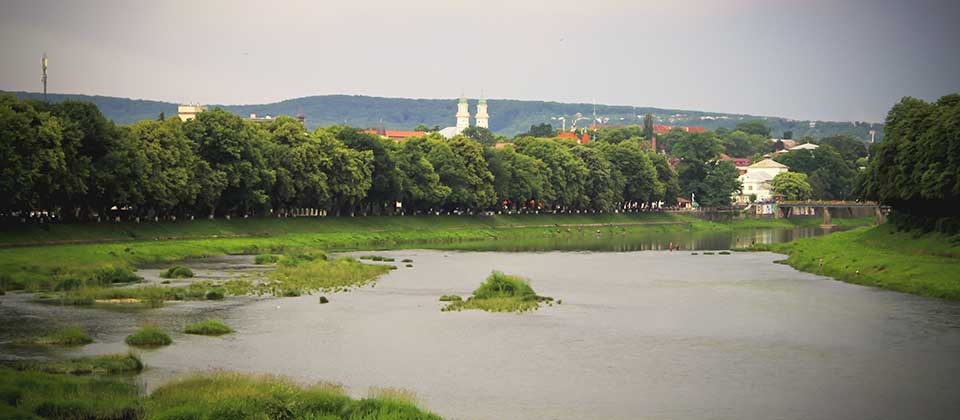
left=2, top=228, right=960, bottom=420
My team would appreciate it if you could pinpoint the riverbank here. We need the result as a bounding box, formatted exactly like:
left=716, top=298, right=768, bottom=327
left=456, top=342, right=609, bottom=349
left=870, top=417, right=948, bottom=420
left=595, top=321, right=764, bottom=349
left=748, top=224, right=960, bottom=300
left=0, top=213, right=872, bottom=290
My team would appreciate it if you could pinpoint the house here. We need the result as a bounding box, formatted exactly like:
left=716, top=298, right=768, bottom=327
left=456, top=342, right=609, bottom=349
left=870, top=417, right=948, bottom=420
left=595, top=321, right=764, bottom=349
left=735, top=158, right=789, bottom=204
left=556, top=131, right=590, bottom=144
left=653, top=124, right=706, bottom=134
left=788, top=143, right=819, bottom=151
left=363, top=128, right=427, bottom=141
left=720, top=154, right=752, bottom=172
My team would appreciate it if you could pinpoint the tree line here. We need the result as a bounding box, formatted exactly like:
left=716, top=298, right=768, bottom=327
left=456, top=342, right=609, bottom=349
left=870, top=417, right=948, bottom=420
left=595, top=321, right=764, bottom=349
left=858, top=93, right=960, bottom=233
left=1, top=95, right=694, bottom=222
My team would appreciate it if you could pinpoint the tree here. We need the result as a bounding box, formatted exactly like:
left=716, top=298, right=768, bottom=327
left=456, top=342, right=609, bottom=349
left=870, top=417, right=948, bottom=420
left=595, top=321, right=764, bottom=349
left=394, top=137, right=449, bottom=212
left=819, top=134, right=867, bottom=163
left=183, top=108, right=275, bottom=216
left=699, top=160, right=741, bottom=207
left=462, top=126, right=498, bottom=147
left=735, top=120, right=771, bottom=138
left=720, top=130, right=766, bottom=158
left=514, top=137, right=588, bottom=209
left=413, top=124, right=431, bottom=132
left=643, top=114, right=655, bottom=139
left=783, top=130, right=793, bottom=139
left=775, top=146, right=856, bottom=200
left=524, top=123, right=556, bottom=138
left=485, top=146, right=547, bottom=210
left=651, top=153, right=681, bottom=205
left=674, top=132, right=739, bottom=207
left=315, top=130, right=373, bottom=216
left=264, top=117, right=331, bottom=215
left=598, top=142, right=660, bottom=205
left=127, top=119, right=204, bottom=217
left=425, top=136, right=495, bottom=211
left=572, top=145, right=620, bottom=211
left=327, top=126, right=401, bottom=215
left=771, top=172, right=812, bottom=200
left=0, top=95, right=67, bottom=215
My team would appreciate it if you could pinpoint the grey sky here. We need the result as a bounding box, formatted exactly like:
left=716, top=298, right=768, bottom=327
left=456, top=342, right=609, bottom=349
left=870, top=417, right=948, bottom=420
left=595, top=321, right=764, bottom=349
left=1, top=0, right=958, bottom=122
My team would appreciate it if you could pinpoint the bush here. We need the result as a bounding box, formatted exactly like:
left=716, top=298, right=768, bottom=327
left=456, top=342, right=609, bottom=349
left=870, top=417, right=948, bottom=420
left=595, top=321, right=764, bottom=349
left=282, top=289, right=302, bottom=297
left=160, top=266, right=194, bottom=279
left=443, top=271, right=554, bottom=313
left=405, top=264, right=413, bottom=268
left=32, top=326, right=93, bottom=346
left=184, top=320, right=233, bottom=336
left=254, top=254, right=279, bottom=265
left=89, top=267, right=141, bottom=286
left=318, top=296, right=329, bottom=304
left=205, top=290, right=224, bottom=300
left=401, top=259, right=413, bottom=263
left=473, top=271, right=536, bottom=299
left=125, top=326, right=172, bottom=347
left=438, top=295, right=462, bottom=302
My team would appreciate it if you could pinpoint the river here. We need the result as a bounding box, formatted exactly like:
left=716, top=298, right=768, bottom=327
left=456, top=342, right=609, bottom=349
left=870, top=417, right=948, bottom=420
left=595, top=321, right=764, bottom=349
left=1, top=227, right=959, bottom=419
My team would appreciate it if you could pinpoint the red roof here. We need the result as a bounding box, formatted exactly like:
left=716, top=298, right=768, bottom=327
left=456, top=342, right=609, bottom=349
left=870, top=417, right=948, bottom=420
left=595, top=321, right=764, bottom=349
left=720, top=154, right=752, bottom=167
left=493, top=142, right=511, bottom=149
left=557, top=131, right=578, bottom=139
left=653, top=124, right=706, bottom=134
left=363, top=129, right=426, bottom=140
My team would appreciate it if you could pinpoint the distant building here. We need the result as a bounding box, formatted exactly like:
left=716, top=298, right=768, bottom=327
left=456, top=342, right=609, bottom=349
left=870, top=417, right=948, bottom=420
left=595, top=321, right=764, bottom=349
left=720, top=154, right=753, bottom=172
left=788, top=143, right=819, bottom=151
left=248, top=113, right=306, bottom=125
left=363, top=128, right=427, bottom=141
left=440, top=94, right=490, bottom=139
left=735, top=158, right=789, bottom=204
left=177, top=104, right=207, bottom=121
left=556, top=131, right=590, bottom=144
left=653, top=124, right=706, bottom=134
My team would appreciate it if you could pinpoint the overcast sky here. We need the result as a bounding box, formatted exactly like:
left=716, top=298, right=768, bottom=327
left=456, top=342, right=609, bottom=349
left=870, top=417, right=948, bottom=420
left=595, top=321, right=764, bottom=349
left=1, top=0, right=958, bottom=122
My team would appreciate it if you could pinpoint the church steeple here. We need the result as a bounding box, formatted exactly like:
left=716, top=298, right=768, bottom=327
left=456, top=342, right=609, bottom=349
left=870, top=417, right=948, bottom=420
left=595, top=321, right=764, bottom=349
left=475, top=95, right=489, bottom=129
left=455, top=95, right=470, bottom=134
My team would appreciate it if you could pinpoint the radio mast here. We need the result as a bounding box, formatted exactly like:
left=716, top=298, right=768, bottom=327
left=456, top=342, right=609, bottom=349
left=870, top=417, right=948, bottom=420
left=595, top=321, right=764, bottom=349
left=41, top=53, right=48, bottom=102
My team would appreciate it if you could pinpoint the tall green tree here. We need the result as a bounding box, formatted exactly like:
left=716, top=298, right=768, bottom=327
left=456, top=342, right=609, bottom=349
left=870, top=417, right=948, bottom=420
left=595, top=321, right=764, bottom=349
left=425, top=136, right=495, bottom=211
left=514, top=137, right=588, bottom=209
left=775, top=146, right=856, bottom=200
left=485, top=146, right=547, bottom=210
left=771, top=172, right=812, bottom=200
left=394, top=137, right=449, bottom=212
left=674, top=132, right=739, bottom=207
left=0, top=96, right=67, bottom=215
left=643, top=114, right=655, bottom=139
left=735, top=120, right=771, bottom=137
left=327, top=126, right=401, bottom=215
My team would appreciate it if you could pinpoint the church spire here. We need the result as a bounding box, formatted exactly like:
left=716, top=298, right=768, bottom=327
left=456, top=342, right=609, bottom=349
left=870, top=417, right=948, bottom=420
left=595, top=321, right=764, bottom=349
left=475, top=93, right=489, bottom=129
left=455, top=95, right=470, bottom=134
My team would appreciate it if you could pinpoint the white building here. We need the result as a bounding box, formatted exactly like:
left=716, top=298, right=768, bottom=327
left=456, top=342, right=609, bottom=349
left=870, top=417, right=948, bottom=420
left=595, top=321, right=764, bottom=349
left=735, top=158, right=789, bottom=203
left=177, top=104, right=207, bottom=121
left=788, top=143, right=819, bottom=151
left=440, top=95, right=491, bottom=139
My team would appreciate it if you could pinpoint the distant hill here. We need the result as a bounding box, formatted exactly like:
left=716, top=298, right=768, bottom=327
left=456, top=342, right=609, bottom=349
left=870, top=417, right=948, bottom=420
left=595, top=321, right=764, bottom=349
left=4, top=91, right=883, bottom=140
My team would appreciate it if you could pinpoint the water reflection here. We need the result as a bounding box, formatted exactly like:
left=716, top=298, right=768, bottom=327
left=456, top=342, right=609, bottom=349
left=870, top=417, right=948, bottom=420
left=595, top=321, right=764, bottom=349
left=419, top=226, right=843, bottom=252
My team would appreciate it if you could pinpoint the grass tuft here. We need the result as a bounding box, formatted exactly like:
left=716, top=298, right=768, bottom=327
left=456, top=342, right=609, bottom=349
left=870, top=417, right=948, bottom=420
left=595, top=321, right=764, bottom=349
left=184, top=320, right=233, bottom=336
left=31, top=326, right=93, bottom=346
left=160, top=265, right=193, bottom=279
left=442, top=271, right=554, bottom=313
left=254, top=254, right=279, bottom=265
left=438, top=295, right=462, bottom=302
left=125, top=325, right=172, bottom=347
left=12, top=353, right=143, bottom=375
left=318, top=296, right=329, bottom=304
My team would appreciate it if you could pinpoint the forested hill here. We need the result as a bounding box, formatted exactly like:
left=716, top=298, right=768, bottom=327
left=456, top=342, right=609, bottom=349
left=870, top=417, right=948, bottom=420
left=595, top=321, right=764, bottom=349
left=4, top=90, right=882, bottom=140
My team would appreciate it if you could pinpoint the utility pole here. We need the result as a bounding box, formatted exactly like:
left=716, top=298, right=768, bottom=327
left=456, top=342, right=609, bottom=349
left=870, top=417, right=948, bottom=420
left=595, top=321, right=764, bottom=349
left=41, top=53, right=48, bottom=102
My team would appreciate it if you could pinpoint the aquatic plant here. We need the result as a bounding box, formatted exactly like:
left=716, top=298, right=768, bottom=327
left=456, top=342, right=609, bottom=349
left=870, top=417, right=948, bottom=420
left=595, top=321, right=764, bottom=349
left=360, top=255, right=395, bottom=262
left=282, top=289, right=302, bottom=297
left=160, top=265, right=194, bottom=279
left=703, top=252, right=715, bottom=255
left=184, top=320, right=233, bottom=336
left=401, top=259, right=413, bottom=263
left=31, top=326, right=93, bottom=346
left=719, top=251, right=732, bottom=255
left=125, top=325, right=172, bottom=347
left=12, top=353, right=143, bottom=375
left=146, top=372, right=442, bottom=420
left=205, top=290, right=224, bottom=300
left=406, top=264, right=413, bottom=268
left=0, top=367, right=142, bottom=418
left=254, top=254, right=279, bottom=264
left=318, top=296, right=329, bottom=304
left=438, top=295, right=462, bottom=302
left=443, top=271, right=554, bottom=313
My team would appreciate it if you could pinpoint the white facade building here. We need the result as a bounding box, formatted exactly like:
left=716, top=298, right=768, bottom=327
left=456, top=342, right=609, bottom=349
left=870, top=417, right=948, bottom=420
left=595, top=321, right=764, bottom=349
left=455, top=95, right=471, bottom=135
left=475, top=97, right=489, bottom=129
left=736, top=158, right=789, bottom=203
left=441, top=95, right=491, bottom=139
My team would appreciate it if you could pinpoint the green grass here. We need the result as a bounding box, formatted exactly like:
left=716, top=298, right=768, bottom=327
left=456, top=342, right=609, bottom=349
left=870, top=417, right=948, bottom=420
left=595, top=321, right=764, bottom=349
left=749, top=224, right=960, bottom=300
left=360, top=255, right=395, bottom=262
left=160, top=265, right=193, bottom=279
left=443, top=271, right=553, bottom=313
left=0, top=369, right=442, bottom=420
left=184, top=319, right=233, bottom=336
left=254, top=254, right=279, bottom=264
left=30, top=326, right=93, bottom=346
left=146, top=371, right=442, bottom=420
left=125, top=326, right=172, bottom=347
left=0, top=367, right=142, bottom=419
left=10, top=353, right=143, bottom=375
left=265, top=257, right=392, bottom=296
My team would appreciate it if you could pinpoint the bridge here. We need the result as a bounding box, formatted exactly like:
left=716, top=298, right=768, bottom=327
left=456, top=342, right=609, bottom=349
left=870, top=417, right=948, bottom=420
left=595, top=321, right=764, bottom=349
left=776, top=201, right=888, bottom=227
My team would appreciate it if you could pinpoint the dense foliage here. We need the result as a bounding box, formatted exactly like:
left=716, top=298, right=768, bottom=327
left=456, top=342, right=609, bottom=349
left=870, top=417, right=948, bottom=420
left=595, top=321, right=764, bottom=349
left=1, top=95, right=690, bottom=220
left=858, top=94, right=960, bottom=233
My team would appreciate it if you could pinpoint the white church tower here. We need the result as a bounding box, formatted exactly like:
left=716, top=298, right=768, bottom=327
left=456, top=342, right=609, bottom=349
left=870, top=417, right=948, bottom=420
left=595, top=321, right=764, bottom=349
left=475, top=96, right=489, bottom=129
left=455, top=95, right=470, bottom=134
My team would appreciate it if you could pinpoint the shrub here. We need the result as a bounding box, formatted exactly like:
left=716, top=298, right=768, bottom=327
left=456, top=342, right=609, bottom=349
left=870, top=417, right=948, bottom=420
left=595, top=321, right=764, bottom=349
left=443, top=271, right=554, bottom=313
left=719, top=251, right=732, bottom=255
left=282, top=289, right=302, bottom=297
left=125, top=326, right=172, bottom=347
left=438, top=295, right=462, bottom=302
left=401, top=259, right=413, bottom=263
left=405, top=264, right=413, bottom=268
left=184, top=320, right=233, bottom=336
left=205, top=290, right=224, bottom=300
left=160, top=266, right=194, bottom=279
left=473, top=271, right=537, bottom=299
left=254, top=254, right=279, bottom=265
left=32, top=326, right=93, bottom=346
left=89, top=267, right=141, bottom=286
left=318, top=296, right=329, bottom=304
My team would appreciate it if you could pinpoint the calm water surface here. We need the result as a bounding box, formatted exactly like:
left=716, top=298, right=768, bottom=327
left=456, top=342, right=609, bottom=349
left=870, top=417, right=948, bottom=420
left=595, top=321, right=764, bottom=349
left=2, top=229, right=960, bottom=420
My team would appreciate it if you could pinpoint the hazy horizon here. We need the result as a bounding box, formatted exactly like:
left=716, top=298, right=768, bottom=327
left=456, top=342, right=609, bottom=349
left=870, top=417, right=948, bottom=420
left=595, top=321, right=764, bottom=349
left=2, top=0, right=958, bottom=123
